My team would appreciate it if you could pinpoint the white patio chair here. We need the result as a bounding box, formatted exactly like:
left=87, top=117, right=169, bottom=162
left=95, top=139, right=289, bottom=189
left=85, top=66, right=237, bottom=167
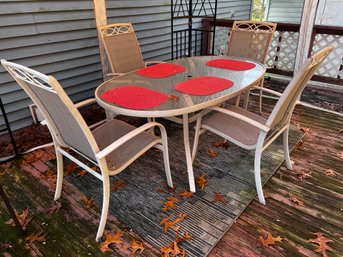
left=1, top=60, right=173, bottom=241
left=192, top=46, right=333, bottom=205
left=227, top=20, right=277, bottom=113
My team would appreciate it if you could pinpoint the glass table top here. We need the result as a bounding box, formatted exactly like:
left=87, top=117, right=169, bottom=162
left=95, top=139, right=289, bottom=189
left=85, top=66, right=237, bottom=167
left=95, top=56, right=266, bottom=117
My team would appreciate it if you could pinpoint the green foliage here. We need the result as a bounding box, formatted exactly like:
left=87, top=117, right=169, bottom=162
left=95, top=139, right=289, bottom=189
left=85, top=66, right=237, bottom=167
left=252, top=0, right=266, bottom=21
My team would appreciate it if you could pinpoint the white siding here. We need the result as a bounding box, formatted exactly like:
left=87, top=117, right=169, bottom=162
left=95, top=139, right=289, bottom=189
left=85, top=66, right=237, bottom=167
left=0, top=0, right=252, bottom=131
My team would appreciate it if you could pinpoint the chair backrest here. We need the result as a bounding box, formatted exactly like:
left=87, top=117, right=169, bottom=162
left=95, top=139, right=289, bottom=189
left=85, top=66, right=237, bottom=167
left=266, top=46, right=333, bottom=128
left=98, top=23, right=146, bottom=74
left=1, top=60, right=100, bottom=161
left=227, top=20, right=277, bottom=64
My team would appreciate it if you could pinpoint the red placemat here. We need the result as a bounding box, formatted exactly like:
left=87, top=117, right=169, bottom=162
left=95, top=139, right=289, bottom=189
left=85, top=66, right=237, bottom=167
left=207, top=59, right=256, bottom=71
left=101, top=86, right=169, bottom=110
left=136, top=63, right=186, bottom=78
left=175, top=76, right=234, bottom=96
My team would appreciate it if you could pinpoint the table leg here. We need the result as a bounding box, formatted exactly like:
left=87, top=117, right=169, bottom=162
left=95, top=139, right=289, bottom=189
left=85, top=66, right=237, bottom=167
left=182, top=114, right=196, bottom=192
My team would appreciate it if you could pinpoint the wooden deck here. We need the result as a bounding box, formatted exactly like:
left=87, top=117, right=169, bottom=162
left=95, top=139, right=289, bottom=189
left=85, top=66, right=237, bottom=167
left=0, top=92, right=342, bottom=256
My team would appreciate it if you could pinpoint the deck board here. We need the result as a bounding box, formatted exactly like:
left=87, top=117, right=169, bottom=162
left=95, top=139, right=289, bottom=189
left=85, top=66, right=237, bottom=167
left=0, top=95, right=342, bottom=257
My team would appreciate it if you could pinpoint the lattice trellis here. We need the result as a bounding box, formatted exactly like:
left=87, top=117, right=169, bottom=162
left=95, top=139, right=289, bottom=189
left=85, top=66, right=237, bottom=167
left=310, top=33, right=343, bottom=79
left=266, top=31, right=299, bottom=70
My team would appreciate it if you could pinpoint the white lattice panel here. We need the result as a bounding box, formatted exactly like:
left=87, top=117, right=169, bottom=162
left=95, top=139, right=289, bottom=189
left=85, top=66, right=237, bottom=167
left=266, top=31, right=299, bottom=71
left=311, top=34, right=343, bottom=78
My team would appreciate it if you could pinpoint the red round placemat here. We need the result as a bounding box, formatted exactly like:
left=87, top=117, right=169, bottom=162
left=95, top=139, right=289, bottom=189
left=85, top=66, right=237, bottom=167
left=175, top=76, right=234, bottom=96
left=101, top=86, right=169, bottom=110
left=136, top=63, right=186, bottom=78
left=207, top=59, right=256, bottom=70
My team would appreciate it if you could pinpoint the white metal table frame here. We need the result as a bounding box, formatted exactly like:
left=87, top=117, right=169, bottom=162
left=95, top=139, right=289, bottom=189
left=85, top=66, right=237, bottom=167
left=95, top=56, right=266, bottom=192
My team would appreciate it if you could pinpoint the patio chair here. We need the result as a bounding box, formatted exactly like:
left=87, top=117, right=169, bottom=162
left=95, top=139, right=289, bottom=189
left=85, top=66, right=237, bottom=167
left=192, top=46, right=333, bottom=205
left=1, top=60, right=173, bottom=241
left=227, top=20, right=277, bottom=113
left=98, top=23, right=162, bottom=76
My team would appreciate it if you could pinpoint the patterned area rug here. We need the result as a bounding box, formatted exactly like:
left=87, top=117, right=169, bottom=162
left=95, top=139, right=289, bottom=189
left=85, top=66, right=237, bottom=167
left=65, top=120, right=303, bottom=257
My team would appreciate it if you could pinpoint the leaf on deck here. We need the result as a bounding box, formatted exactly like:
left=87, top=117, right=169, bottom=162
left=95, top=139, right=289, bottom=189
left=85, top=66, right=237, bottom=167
left=45, top=202, right=62, bottom=214
left=196, top=174, right=208, bottom=190
left=175, top=190, right=193, bottom=198
left=26, top=231, right=47, bottom=246
left=64, top=163, right=78, bottom=176
left=99, top=231, right=124, bottom=253
left=325, top=168, right=336, bottom=177
left=212, top=192, right=229, bottom=205
left=162, top=197, right=181, bottom=212
left=176, top=232, right=193, bottom=243
left=308, top=232, right=334, bottom=257
left=288, top=194, right=304, bottom=207
left=111, top=180, right=126, bottom=192
left=5, top=208, right=33, bottom=229
left=131, top=239, right=145, bottom=254
left=208, top=148, right=218, bottom=158
left=76, top=170, right=88, bottom=177
left=211, top=140, right=229, bottom=149
left=260, top=232, right=283, bottom=247
left=81, top=196, right=94, bottom=209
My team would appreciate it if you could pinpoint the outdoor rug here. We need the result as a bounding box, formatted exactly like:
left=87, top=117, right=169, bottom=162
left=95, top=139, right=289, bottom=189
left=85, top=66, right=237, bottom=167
left=64, top=119, right=304, bottom=257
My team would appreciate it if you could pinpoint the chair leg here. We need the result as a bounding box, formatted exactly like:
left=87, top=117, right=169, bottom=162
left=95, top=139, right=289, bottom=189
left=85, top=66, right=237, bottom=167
left=235, top=94, right=241, bottom=107
left=96, top=174, right=110, bottom=241
left=258, top=77, right=265, bottom=114
left=191, top=116, right=203, bottom=163
left=283, top=127, right=293, bottom=170
left=54, top=149, right=64, bottom=201
left=254, top=133, right=266, bottom=205
left=159, top=126, right=173, bottom=188
left=243, top=90, right=250, bottom=110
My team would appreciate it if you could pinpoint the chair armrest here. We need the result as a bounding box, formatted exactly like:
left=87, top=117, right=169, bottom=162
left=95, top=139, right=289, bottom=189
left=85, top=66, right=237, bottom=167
left=75, top=98, right=97, bottom=109
left=205, top=106, right=270, bottom=132
left=252, top=86, right=301, bottom=104
left=95, top=122, right=164, bottom=160
left=106, top=72, right=125, bottom=77
left=145, top=61, right=165, bottom=67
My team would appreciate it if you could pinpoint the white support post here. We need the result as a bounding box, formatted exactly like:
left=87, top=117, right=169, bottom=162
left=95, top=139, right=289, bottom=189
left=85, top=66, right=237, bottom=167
left=93, top=0, right=111, bottom=80
left=294, top=0, right=319, bottom=73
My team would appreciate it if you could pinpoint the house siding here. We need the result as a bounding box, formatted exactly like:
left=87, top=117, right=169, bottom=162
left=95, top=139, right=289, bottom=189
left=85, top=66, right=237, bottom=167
left=0, top=0, right=252, bottom=131
left=265, top=0, right=305, bottom=24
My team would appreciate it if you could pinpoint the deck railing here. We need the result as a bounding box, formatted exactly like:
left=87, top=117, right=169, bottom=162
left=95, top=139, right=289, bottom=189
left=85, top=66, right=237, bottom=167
left=203, top=17, right=343, bottom=86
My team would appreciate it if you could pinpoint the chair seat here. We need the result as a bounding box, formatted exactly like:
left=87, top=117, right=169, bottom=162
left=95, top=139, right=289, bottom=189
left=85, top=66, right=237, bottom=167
left=201, top=106, right=267, bottom=149
left=92, top=119, right=160, bottom=172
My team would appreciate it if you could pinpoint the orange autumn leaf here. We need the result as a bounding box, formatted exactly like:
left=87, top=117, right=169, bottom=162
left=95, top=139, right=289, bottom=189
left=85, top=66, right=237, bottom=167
left=169, top=95, right=180, bottom=101
left=208, top=148, right=218, bottom=158
left=260, top=232, right=283, bottom=247
left=162, top=197, right=180, bottom=212
left=176, top=232, right=193, bottom=243
left=171, top=241, right=181, bottom=256
left=45, top=202, right=62, bottom=214
left=65, top=162, right=78, bottom=175
left=5, top=208, right=32, bottom=229
left=213, top=192, right=229, bottom=205
left=131, top=239, right=145, bottom=254
left=196, top=175, right=208, bottom=190
left=296, top=170, right=312, bottom=181
left=175, top=190, right=193, bottom=198
left=288, top=194, right=304, bottom=207
left=26, top=231, right=47, bottom=246
left=212, top=140, right=229, bottom=149
left=179, top=248, right=186, bottom=257
left=111, top=180, right=126, bottom=192
left=162, top=218, right=181, bottom=233
left=81, top=196, right=94, bottom=209
left=308, top=232, right=333, bottom=257
left=177, top=213, right=188, bottom=221
left=160, top=216, right=171, bottom=225
left=168, top=185, right=177, bottom=192
left=99, top=231, right=124, bottom=253
left=325, top=168, right=336, bottom=177
left=161, top=243, right=174, bottom=257
left=300, top=126, right=310, bottom=134
left=76, top=170, right=88, bottom=177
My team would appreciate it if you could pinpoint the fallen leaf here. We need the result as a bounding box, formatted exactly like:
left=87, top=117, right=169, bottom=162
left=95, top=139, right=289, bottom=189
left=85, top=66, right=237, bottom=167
left=111, top=180, right=126, bottom=192
left=300, top=126, right=310, bottom=134
left=212, top=140, right=229, bottom=149
left=176, top=232, right=193, bottom=243
left=162, top=218, right=182, bottom=233
left=81, top=196, right=94, bottom=209
left=175, top=190, right=193, bottom=198
left=162, top=197, right=180, bottom=212
left=99, top=231, right=124, bottom=253
left=212, top=192, right=229, bottom=205
left=179, top=248, right=186, bottom=257
left=0, top=241, right=11, bottom=251
left=26, top=231, right=47, bottom=246
left=168, top=185, right=177, bottom=192
left=208, top=148, right=218, bottom=158
left=288, top=194, right=304, bottom=207
left=161, top=243, right=173, bottom=257
left=325, top=169, right=336, bottom=177
left=296, top=170, right=312, bottom=181
left=160, top=217, right=171, bottom=225
left=296, top=139, right=305, bottom=149
left=171, top=241, right=181, bottom=256
left=5, top=208, right=32, bottom=229
left=260, top=232, right=283, bottom=247
left=76, top=170, right=88, bottom=177
left=177, top=213, right=188, bottom=221
left=337, top=151, right=343, bottom=160
left=131, top=239, right=145, bottom=254
left=169, top=95, right=180, bottom=101
left=45, top=202, right=62, bottom=214
left=196, top=175, right=208, bottom=190
left=65, top=163, right=78, bottom=176
left=308, top=232, right=333, bottom=257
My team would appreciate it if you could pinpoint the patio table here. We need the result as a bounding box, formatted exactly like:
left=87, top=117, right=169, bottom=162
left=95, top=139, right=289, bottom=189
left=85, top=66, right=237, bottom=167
left=95, top=56, right=265, bottom=192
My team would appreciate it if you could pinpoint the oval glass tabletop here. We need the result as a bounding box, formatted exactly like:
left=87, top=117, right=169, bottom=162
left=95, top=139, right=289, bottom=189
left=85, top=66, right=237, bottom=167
left=95, top=56, right=266, bottom=117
